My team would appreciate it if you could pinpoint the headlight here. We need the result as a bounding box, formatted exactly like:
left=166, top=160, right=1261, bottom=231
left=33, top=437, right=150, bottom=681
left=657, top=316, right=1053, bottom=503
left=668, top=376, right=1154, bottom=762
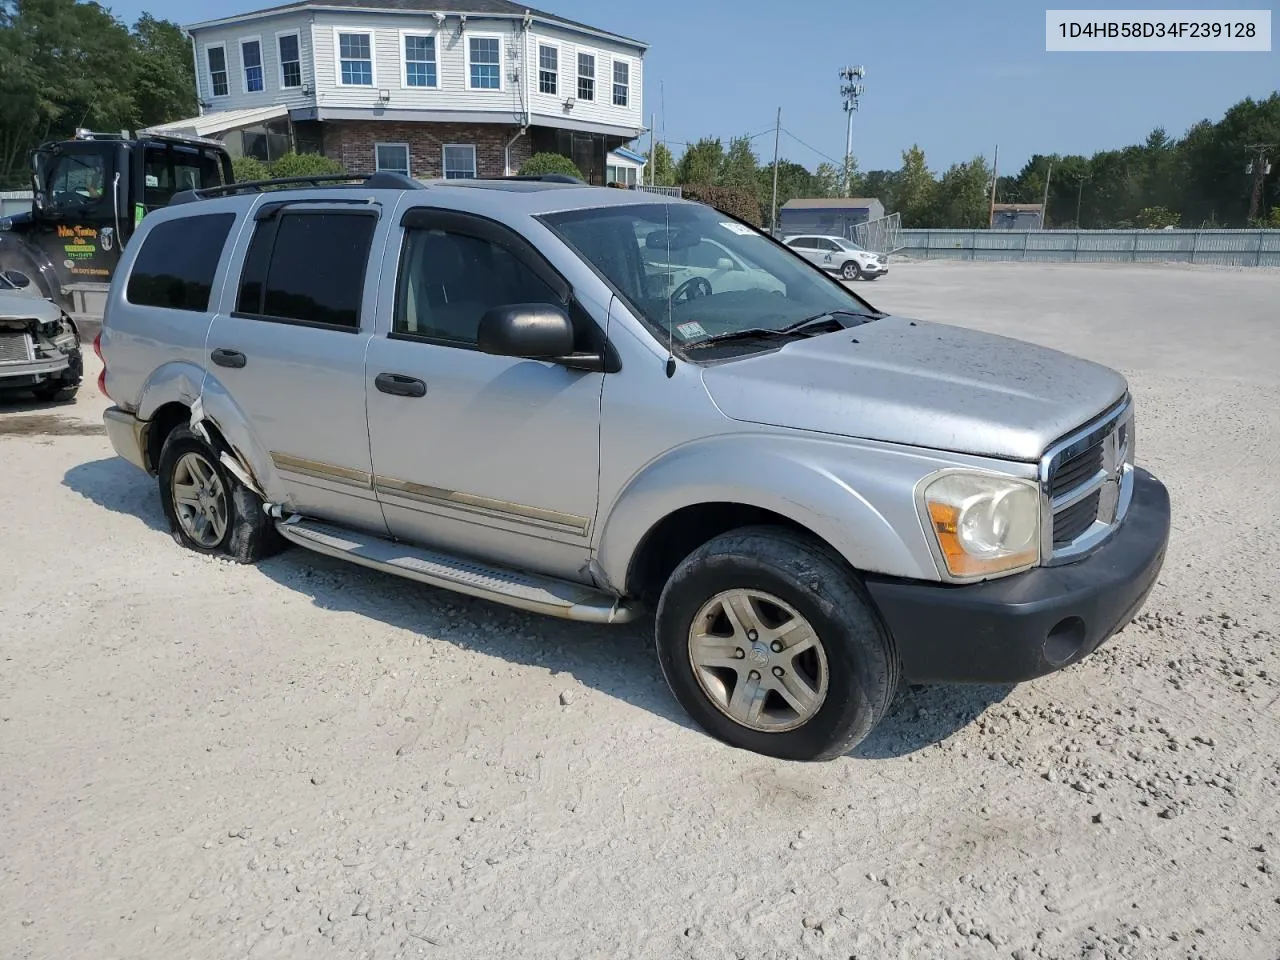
left=0, top=216, right=12, bottom=232
left=920, top=471, right=1040, bottom=580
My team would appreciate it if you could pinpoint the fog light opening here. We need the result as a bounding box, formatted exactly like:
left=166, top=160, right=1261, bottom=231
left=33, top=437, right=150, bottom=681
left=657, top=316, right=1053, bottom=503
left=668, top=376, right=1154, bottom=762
left=1044, top=616, right=1088, bottom=666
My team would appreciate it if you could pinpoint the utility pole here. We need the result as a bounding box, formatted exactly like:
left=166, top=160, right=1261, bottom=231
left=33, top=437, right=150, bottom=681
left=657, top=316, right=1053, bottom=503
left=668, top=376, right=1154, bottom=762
left=988, top=144, right=999, bottom=228
left=1075, top=174, right=1090, bottom=228
left=1039, top=160, right=1053, bottom=230
left=770, top=107, right=782, bottom=232
left=839, top=65, right=866, bottom=197
left=1245, top=143, right=1274, bottom=223
left=648, top=112, right=656, bottom=187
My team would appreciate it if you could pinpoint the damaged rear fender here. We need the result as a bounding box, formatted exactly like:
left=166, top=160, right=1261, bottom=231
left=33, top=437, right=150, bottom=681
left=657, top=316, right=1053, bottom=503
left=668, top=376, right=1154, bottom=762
left=192, top=375, right=284, bottom=503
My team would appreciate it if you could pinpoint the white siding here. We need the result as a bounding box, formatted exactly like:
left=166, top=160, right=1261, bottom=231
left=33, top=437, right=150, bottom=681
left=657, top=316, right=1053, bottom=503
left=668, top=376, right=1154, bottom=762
left=523, top=24, right=643, bottom=131
left=193, top=14, right=315, bottom=112
left=311, top=13, right=643, bottom=131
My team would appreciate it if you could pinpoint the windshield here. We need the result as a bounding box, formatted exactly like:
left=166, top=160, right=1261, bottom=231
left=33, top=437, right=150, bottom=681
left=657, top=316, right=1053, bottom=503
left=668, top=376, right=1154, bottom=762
left=540, top=202, right=878, bottom=353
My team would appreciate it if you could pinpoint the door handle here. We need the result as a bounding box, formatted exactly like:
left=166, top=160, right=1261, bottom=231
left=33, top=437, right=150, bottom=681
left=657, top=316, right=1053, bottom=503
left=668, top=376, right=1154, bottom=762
left=375, top=372, right=427, bottom=398
left=211, top=348, right=246, bottom=369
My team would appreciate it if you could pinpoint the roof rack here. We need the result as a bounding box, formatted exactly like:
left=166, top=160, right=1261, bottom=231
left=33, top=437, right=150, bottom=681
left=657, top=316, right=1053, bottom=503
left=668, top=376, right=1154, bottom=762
left=491, top=174, right=587, bottom=185
left=168, top=171, right=424, bottom=206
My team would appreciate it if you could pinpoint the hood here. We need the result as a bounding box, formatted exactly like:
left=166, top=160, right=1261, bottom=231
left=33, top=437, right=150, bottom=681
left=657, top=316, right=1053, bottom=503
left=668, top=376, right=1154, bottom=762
left=0, top=288, right=62, bottom=324
left=700, top=315, right=1128, bottom=462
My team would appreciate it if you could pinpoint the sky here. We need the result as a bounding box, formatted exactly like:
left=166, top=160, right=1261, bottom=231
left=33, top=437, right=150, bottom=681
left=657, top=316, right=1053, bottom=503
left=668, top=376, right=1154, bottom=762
left=103, top=0, right=1278, bottom=177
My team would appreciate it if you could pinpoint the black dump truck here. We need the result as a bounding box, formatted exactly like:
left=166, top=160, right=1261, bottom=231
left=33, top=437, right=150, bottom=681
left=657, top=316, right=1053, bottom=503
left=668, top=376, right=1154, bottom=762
left=0, top=129, right=234, bottom=338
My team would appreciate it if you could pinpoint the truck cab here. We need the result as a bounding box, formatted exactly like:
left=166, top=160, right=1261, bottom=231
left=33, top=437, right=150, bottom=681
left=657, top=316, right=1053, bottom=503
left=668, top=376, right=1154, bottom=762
left=0, top=130, right=232, bottom=326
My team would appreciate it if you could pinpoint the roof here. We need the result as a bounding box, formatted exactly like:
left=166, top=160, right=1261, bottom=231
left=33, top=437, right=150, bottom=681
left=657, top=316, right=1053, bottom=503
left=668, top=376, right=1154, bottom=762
left=993, top=203, right=1044, bottom=212
left=609, top=146, right=647, bottom=165
left=142, top=105, right=290, bottom=139
left=188, top=1, right=647, bottom=49
left=781, top=197, right=882, bottom=210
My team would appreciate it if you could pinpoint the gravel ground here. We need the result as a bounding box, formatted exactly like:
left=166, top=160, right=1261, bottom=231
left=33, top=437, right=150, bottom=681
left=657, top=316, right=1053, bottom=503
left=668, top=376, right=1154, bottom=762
left=1, top=261, right=1278, bottom=960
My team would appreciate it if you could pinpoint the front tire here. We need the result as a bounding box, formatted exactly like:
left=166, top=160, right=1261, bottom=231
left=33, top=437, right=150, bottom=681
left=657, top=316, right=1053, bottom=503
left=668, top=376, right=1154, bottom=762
left=841, top=261, right=861, bottom=281
left=655, top=526, right=899, bottom=761
left=157, top=425, right=281, bottom=564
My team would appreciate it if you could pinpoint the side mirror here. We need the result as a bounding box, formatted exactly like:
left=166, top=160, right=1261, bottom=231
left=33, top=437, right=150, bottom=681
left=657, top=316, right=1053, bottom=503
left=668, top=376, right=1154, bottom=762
left=477, top=303, right=575, bottom=360
left=2, top=270, right=31, bottom=289
left=716, top=257, right=736, bottom=271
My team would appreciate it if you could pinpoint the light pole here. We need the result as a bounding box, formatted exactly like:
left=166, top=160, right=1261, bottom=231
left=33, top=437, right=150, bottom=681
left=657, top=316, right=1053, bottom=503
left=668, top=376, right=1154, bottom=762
left=839, top=65, right=865, bottom=197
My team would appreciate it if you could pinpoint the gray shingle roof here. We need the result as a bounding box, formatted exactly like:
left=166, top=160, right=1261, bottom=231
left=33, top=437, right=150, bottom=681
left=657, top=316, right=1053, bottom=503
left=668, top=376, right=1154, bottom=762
left=193, top=0, right=645, bottom=47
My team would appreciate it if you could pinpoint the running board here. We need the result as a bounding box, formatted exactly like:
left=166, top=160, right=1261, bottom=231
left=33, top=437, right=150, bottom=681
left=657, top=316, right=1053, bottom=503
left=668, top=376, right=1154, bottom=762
left=275, top=517, right=640, bottom=625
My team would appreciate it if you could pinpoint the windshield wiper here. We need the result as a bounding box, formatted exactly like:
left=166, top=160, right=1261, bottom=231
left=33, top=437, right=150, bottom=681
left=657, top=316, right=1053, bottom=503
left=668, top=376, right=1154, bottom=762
left=685, top=309, right=883, bottom=351
left=684, top=326, right=793, bottom=350
left=777, top=309, right=882, bottom=334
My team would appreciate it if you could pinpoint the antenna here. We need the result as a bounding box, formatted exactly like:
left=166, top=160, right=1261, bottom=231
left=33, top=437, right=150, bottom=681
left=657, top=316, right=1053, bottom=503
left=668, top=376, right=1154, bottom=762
left=838, top=65, right=866, bottom=197
left=663, top=202, right=675, bottom=378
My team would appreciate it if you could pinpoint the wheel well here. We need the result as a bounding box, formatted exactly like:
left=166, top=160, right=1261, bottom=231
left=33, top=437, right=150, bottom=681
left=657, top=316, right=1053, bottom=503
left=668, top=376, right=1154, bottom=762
left=144, top=402, right=192, bottom=473
left=626, top=503, right=817, bottom=606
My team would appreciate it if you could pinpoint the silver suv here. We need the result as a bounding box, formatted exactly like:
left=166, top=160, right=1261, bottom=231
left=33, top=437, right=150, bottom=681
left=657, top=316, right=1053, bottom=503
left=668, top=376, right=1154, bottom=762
left=98, top=173, right=1170, bottom=761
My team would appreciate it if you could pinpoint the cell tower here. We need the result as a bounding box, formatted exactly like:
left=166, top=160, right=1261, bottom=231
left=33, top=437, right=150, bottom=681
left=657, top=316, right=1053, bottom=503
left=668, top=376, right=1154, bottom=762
left=839, top=65, right=866, bottom=197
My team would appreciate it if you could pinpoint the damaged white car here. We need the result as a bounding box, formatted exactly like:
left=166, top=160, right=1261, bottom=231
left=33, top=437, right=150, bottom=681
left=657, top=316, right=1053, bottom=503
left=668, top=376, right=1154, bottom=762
left=0, top=269, right=82, bottom=403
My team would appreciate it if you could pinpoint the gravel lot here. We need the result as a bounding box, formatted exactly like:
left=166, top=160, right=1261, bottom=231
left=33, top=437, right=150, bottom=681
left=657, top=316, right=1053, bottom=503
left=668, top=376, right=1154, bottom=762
left=2, top=261, right=1278, bottom=960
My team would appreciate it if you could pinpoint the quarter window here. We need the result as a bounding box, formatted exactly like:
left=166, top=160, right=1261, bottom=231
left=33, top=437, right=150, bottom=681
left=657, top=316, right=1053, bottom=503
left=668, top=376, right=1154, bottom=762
left=206, top=45, right=229, bottom=97
left=127, top=213, right=235, bottom=312
left=236, top=212, right=376, bottom=329
left=241, top=39, right=264, bottom=93
left=442, top=144, right=476, bottom=179
left=338, top=32, right=373, bottom=86
left=538, top=44, right=558, bottom=94
left=404, top=34, right=437, bottom=87
left=577, top=52, right=595, bottom=101
left=468, top=36, right=501, bottom=89
left=278, top=34, right=302, bottom=88
left=375, top=143, right=410, bottom=176
left=395, top=227, right=560, bottom=346
left=612, top=60, right=629, bottom=107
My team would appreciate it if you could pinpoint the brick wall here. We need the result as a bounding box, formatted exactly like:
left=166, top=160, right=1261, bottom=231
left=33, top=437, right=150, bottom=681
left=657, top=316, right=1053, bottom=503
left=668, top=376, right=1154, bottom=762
left=321, top=120, right=533, bottom=179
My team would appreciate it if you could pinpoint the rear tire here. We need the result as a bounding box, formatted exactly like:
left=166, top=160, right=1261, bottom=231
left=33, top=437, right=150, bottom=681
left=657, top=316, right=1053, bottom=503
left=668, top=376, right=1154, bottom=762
left=655, top=525, right=899, bottom=762
left=157, top=425, right=282, bottom=564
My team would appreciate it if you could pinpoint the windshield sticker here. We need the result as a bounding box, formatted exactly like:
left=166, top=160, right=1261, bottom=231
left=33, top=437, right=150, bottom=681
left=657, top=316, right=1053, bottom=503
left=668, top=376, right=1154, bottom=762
left=720, top=221, right=757, bottom=236
left=676, top=321, right=708, bottom=340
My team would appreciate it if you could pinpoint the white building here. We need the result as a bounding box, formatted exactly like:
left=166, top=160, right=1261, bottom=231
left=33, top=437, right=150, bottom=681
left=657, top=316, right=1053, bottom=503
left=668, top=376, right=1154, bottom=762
left=165, top=0, right=648, bottom=183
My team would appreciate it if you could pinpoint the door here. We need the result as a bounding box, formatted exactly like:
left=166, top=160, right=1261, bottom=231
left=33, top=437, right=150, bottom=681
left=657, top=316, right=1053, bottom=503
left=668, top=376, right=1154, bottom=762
left=202, top=205, right=387, bottom=534
left=364, top=208, right=605, bottom=582
left=30, top=141, right=123, bottom=283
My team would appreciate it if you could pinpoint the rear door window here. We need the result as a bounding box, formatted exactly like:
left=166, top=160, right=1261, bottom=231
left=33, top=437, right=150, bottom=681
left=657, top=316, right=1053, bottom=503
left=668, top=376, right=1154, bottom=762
left=235, top=211, right=376, bottom=330
left=126, top=212, right=236, bottom=311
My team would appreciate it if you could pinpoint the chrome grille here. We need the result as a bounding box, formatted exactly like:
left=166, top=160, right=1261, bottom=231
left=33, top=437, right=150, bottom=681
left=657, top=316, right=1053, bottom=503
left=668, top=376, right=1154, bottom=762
left=1040, top=397, right=1135, bottom=563
left=0, top=331, right=34, bottom=363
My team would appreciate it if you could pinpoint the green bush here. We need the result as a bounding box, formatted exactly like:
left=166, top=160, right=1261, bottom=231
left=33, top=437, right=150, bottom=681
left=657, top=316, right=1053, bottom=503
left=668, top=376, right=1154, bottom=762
left=269, top=151, right=346, bottom=178
left=519, top=152, right=584, bottom=179
left=231, top=156, right=269, bottom=183
left=678, top=183, right=763, bottom=228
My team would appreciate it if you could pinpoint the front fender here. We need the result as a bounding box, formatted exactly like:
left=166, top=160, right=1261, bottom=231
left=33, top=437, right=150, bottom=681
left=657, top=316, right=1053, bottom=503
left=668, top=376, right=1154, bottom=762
left=0, top=234, right=65, bottom=307
left=595, top=432, right=960, bottom=591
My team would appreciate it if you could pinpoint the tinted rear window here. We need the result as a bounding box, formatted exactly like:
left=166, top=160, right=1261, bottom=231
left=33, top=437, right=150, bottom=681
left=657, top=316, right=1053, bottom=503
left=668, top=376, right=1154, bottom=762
left=235, top=212, right=375, bottom=329
left=126, top=213, right=236, bottom=311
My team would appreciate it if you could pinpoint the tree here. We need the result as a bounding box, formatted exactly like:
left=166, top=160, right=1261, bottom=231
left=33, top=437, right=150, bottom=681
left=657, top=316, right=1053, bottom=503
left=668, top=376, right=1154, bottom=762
left=813, top=163, right=841, bottom=198
left=930, top=156, right=994, bottom=228
left=860, top=170, right=896, bottom=209
left=891, top=145, right=936, bottom=228
left=676, top=137, right=723, bottom=186
left=520, top=152, right=583, bottom=179
left=1135, top=205, right=1180, bottom=228
left=647, top=141, right=676, bottom=186
left=755, top=159, right=816, bottom=226
left=130, top=13, right=197, bottom=128
left=718, top=134, right=758, bottom=190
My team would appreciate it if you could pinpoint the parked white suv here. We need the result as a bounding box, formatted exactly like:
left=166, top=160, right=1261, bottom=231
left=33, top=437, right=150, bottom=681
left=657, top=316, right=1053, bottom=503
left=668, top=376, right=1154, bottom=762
left=97, top=173, right=1169, bottom=762
left=785, top=234, right=888, bottom=281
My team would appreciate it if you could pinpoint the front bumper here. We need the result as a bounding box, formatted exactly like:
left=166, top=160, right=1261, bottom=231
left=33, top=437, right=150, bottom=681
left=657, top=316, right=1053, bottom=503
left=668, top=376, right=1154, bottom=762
left=865, top=467, right=1170, bottom=684
left=0, top=355, right=71, bottom=383
left=103, top=406, right=151, bottom=474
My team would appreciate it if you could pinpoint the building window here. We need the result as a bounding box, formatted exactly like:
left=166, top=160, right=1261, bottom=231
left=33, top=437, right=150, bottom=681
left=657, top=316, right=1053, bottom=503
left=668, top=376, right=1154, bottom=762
left=613, top=60, right=629, bottom=107
left=577, top=52, right=595, bottom=101
left=241, top=39, right=264, bottom=93
left=376, top=143, right=410, bottom=177
left=607, top=164, right=638, bottom=186
left=206, top=45, right=229, bottom=98
left=443, top=144, right=477, bottom=180
left=278, top=33, right=302, bottom=88
left=538, top=44, right=558, bottom=95
left=338, top=32, right=373, bottom=86
left=403, top=34, right=437, bottom=87
left=468, top=36, right=501, bottom=90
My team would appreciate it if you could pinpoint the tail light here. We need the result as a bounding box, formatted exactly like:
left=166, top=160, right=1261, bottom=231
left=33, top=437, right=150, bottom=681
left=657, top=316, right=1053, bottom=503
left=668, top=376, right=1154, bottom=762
left=94, top=331, right=109, bottom=399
